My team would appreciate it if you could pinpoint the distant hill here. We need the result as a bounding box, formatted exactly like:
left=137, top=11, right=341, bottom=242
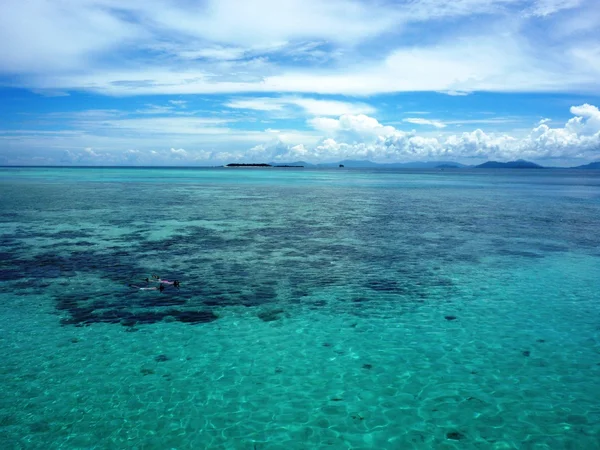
left=572, top=161, right=600, bottom=169
left=475, top=160, right=544, bottom=169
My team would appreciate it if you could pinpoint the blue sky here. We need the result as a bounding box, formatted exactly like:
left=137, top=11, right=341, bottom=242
left=1, top=0, right=600, bottom=166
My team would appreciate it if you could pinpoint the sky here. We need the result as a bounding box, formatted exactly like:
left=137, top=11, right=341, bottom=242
left=1, top=0, right=600, bottom=166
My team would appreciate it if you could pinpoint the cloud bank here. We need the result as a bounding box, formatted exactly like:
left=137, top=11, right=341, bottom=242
left=3, top=103, right=598, bottom=166
left=257, top=104, right=600, bottom=163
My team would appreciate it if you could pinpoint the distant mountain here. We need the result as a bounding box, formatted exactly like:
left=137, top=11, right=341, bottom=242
left=475, top=159, right=544, bottom=169
left=572, top=161, right=600, bottom=169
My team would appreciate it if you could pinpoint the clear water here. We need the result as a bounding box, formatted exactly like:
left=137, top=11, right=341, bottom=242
left=1, top=167, right=599, bottom=449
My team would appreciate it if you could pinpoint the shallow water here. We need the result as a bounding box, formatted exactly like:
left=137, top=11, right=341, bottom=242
left=1, top=167, right=599, bottom=449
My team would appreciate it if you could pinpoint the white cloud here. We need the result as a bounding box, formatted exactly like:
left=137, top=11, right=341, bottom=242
left=0, top=0, right=397, bottom=74
left=445, top=118, right=521, bottom=126
left=438, top=90, right=471, bottom=96
left=290, top=98, right=375, bottom=116
left=309, top=114, right=397, bottom=140
left=170, top=148, right=188, bottom=158
left=568, top=103, right=600, bottom=134
left=17, top=27, right=598, bottom=97
left=225, top=96, right=375, bottom=116
left=136, top=104, right=176, bottom=115
left=525, top=0, right=582, bottom=17
left=176, top=47, right=247, bottom=61
left=3, top=104, right=599, bottom=165
left=1, top=0, right=598, bottom=97
left=138, top=0, right=399, bottom=47
left=226, top=98, right=286, bottom=112
left=88, top=117, right=232, bottom=135
left=403, top=118, right=447, bottom=128
left=83, top=147, right=99, bottom=157
left=0, top=0, right=144, bottom=73
left=285, top=104, right=599, bottom=162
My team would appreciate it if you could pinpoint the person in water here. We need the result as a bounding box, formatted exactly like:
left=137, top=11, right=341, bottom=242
left=129, top=284, right=164, bottom=292
left=154, top=277, right=180, bottom=287
left=148, top=275, right=180, bottom=288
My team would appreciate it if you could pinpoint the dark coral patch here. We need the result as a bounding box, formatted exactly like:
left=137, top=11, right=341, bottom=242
left=447, top=431, right=465, bottom=440
left=170, top=310, right=218, bottom=324
left=257, top=308, right=285, bottom=322
left=60, top=307, right=217, bottom=327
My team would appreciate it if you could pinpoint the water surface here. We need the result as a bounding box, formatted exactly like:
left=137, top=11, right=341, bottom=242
left=1, top=167, right=599, bottom=449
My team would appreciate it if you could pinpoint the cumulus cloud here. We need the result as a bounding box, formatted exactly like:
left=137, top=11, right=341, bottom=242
left=309, top=114, right=396, bottom=138
left=3, top=104, right=599, bottom=166
left=60, top=147, right=110, bottom=164
left=251, top=104, right=600, bottom=163
left=170, top=148, right=188, bottom=158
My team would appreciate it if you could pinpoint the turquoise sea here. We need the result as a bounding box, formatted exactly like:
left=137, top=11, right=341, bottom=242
left=1, top=167, right=599, bottom=449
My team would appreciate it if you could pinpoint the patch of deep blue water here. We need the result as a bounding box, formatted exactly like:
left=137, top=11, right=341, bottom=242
left=1, top=167, right=599, bottom=449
